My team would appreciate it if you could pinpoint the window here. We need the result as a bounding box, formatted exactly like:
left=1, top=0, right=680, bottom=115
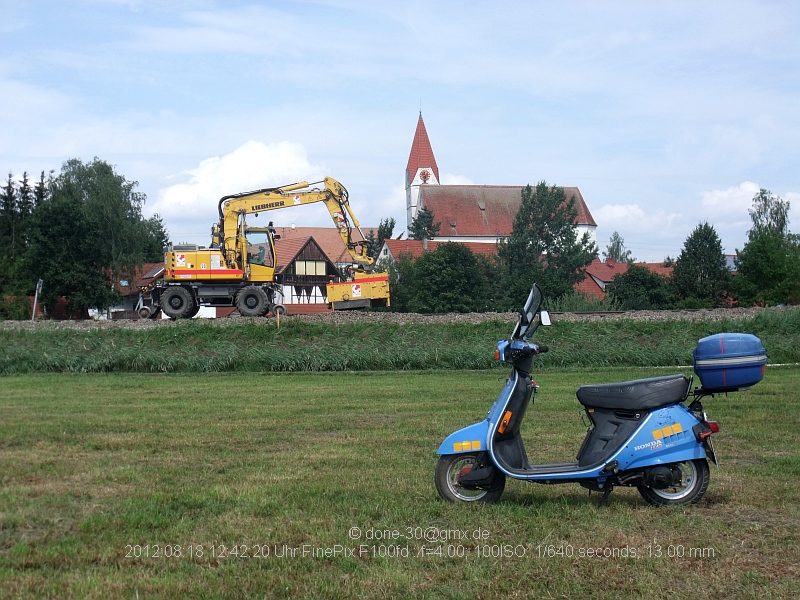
left=246, top=231, right=274, bottom=267
left=295, top=260, right=327, bottom=276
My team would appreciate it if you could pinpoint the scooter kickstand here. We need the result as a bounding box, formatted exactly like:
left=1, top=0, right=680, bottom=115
left=597, top=486, right=613, bottom=508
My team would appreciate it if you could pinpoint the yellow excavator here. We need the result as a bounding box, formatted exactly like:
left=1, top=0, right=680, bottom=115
left=141, top=177, right=390, bottom=319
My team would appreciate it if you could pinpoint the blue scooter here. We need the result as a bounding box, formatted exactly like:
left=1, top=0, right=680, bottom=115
left=435, top=282, right=766, bottom=506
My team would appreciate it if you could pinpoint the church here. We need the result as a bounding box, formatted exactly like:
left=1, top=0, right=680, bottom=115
left=404, top=113, right=597, bottom=246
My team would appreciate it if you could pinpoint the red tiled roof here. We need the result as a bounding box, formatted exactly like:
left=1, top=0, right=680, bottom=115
left=406, top=114, right=439, bottom=185
left=274, top=236, right=314, bottom=273
left=575, top=276, right=604, bottom=299
left=581, top=258, right=673, bottom=300
left=117, top=262, right=166, bottom=296
left=274, top=236, right=343, bottom=275
left=585, top=258, right=673, bottom=283
left=419, top=185, right=596, bottom=238
left=383, top=239, right=498, bottom=261
left=271, top=226, right=371, bottom=264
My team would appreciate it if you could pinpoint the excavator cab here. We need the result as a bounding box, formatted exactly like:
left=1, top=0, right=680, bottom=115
left=243, top=226, right=277, bottom=282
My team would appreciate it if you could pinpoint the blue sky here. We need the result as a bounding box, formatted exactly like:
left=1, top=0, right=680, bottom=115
left=2, top=0, right=798, bottom=261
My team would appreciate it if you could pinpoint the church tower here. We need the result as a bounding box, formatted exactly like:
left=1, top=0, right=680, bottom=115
left=405, top=113, right=440, bottom=230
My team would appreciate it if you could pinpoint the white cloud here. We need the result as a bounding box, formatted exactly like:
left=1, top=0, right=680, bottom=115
left=594, top=203, right=686, bottom=261
left=440, top=173, right=475, bottom=185
left=700, top=181, right=760, bottom=217
left=366, top=184, right=407, bottom=234
left=151, top=140, right=327, bottom=243
left=595, top=203, right=681, bottom=232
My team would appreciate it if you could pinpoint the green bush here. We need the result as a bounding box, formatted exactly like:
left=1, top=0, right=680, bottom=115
left=545, top=290, right=620, bottom=312
left=0, top=296, right=32, bottom=320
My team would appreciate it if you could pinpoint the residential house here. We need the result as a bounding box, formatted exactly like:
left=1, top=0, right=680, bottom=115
left=577, top=257, right=673, bottom=301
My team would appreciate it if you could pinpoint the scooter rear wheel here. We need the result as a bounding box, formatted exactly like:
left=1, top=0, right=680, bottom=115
left=435, top=453, right=505, bottom=504
left=637, top=459, right=710, bottom=506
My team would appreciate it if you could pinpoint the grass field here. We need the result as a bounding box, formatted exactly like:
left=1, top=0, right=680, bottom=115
left=1, top=367, right=798, bottom=599
left=2, top=307, right=799, bottom=374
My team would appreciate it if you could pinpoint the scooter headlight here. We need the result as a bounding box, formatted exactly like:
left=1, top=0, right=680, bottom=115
left=496, top=341, right=510, bottom=363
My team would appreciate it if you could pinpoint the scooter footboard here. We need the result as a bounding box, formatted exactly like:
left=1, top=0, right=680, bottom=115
left=577, top=407, right=646, bottom=468
left=437, top=421, right=490, bottom=455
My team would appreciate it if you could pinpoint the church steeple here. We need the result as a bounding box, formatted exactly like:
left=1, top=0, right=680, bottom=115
left=405, top=113, right=440, bottom=228
left=406, top=113, right=439, bottom=186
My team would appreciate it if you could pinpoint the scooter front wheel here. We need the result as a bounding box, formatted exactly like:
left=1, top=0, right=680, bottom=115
left=435, top=453, right=505, bottom=504
left=637, top=459, right=710, bottom=506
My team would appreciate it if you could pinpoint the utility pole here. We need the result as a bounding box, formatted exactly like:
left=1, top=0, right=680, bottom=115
left=31, top=279, right=43, bottom=321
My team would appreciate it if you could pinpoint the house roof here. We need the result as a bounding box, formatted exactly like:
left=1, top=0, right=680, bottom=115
left=581, top=258, right=673, bottom=300
left=585, top=257, right=673, bottom=282
left=270, top=226, right=372, bottom=264
left=118, top=262, right=165, bottom=295
left=274, top=236, right=341, bottom=276
left=382, top=239, right=498, bottom=261
left=406, top=114, right=439, bottom=185
left=274, top=236, right=313, bottom=274
left=419, top=184, right=597, bottom=238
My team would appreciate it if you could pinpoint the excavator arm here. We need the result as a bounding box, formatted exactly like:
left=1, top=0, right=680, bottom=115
left=211, top=176, right=373, bottom=271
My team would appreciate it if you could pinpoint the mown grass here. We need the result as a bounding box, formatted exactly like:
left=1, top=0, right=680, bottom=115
left=2, top=307, right=799, bottom=374
left=1, top=368, right=798, bottom=599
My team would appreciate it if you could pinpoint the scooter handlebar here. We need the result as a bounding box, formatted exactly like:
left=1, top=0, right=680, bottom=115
left=510, top=341, right=548, bottom=354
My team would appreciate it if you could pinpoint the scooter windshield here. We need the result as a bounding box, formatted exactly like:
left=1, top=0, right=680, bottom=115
left=511, top=283, right=543, bottom=340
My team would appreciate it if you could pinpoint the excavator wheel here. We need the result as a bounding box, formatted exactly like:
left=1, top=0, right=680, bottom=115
left=161, top=286, right=196, bottom=320
left=236, top=287, right=269, bottom=317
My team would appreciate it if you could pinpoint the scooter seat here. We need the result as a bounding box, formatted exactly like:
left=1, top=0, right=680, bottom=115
left=576, top=375, right=690, bottom=411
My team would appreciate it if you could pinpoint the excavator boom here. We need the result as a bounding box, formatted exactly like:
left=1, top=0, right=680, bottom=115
left=214, top=176, right=373, bottom=270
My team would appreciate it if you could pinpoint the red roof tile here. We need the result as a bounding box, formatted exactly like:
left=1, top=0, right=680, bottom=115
left=274, top=236, right=314, bottom=273
left=580, top=258, right=673, bottom=300
left=406, top=114, right=439, bottom=185
left=419, top=185, right=596, bottom=238
left=382, top=239, right=498, bottom=260
left=271, top=226, right=370, bottom=264
left=118, top=262, right=166, bottom=296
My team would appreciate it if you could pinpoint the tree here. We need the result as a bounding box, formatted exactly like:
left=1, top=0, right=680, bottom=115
left=603, top=231, right=634, bottom=263
left=24, top=185, right=115, bottom=314
left=143, top=214, right=170, bottom=262
left=16, top=172, right=34, bottom=256
left=34, top=170, right=53, bottom=207
left=670, top=222, right=731, bottom=308
left=607, top=264, right=673, bottom=310
left=22, top=158, right=169, bottom=313
left=406, top=242, right=487, bottom=313
left=0, top=173, right=17, bottom=256
left=57, top=158, right=156, bottom=282
left=408, top=206, right=440, bottom=240
left=735, top=190, right=800, bottom=305
left=365, top=217, right=396, bottom=259
left=0, top=172, right=37, bottom=293
left=748, top=188, right=789, bottom=236
left=497, top=182, right=597, bottom=308
left=0, top=173, right=18, bottom=292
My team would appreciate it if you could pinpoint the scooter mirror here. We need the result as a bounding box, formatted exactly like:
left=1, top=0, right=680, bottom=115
left=540, top=310, right=551, bottom=327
